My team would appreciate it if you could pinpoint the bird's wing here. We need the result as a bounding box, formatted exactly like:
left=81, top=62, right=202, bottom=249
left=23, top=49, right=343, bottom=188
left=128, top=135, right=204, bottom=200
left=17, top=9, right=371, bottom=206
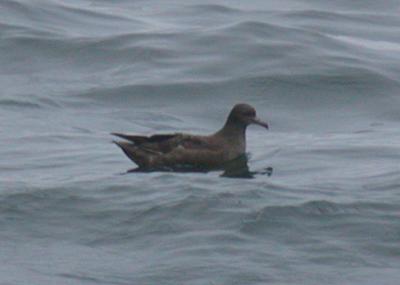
left=159, top=145, right=226, bottom=169
left=111, top=133, right=217, bottom=154
left=111, top=133, right=177, bottom=145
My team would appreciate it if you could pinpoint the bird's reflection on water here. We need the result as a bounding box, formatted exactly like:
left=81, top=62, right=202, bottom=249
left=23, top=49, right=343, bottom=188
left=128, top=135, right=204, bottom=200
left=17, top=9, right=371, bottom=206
left=220, top=154, right=273, bottom=178
left=125, top=154, right=272, bottom=179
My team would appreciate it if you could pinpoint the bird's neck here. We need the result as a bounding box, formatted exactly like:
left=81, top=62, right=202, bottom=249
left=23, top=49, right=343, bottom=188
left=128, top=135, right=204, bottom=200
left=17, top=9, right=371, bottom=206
left=216, top=120, right=247, bottom=142
left=214, top=119, right=247, bottom=158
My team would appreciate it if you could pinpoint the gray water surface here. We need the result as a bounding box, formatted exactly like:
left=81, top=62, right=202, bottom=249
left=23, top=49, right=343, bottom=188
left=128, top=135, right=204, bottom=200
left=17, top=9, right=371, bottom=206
left=1, top=1, right=400, bottom=284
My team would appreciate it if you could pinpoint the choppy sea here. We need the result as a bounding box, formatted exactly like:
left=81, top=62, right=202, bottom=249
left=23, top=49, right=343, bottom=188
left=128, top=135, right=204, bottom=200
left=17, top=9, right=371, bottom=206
left=1, top=0, right=400, bottom=284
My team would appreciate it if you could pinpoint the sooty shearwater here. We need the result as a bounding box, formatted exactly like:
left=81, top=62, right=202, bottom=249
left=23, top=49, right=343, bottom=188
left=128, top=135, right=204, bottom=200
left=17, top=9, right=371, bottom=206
left=112, top=103, right=268, bottom=171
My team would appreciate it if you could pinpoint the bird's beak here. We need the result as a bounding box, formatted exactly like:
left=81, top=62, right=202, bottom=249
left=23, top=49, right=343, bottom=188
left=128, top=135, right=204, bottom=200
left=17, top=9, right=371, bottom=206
left=251, top=117, right=269, bottom=129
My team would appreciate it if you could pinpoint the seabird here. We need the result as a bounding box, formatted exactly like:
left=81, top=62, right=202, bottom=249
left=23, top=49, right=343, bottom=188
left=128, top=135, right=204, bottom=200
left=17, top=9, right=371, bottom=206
left=112, top=103, right=268, bottom=171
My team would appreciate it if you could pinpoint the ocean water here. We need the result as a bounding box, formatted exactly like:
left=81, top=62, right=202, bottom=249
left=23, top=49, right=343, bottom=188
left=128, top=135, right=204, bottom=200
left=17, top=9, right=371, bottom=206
left=1, top=0, right=400, bottom=284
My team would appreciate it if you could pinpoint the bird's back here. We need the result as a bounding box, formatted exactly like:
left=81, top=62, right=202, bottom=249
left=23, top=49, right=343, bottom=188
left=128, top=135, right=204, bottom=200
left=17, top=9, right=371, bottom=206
left=113, top=132, right=230, bottom=170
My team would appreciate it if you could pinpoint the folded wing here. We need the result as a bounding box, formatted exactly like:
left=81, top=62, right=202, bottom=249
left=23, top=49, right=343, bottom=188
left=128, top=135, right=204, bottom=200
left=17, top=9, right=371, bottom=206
left=112, top=132, right=224, bottom=169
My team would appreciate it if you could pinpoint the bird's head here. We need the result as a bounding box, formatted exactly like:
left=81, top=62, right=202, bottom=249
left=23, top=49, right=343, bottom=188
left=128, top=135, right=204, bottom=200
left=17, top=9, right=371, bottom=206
left=227, top=103, right=269, bottom=129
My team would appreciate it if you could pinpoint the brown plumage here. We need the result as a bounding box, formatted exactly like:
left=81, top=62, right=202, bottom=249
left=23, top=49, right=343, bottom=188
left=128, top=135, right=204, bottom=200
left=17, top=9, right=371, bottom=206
left=112, top=103, right=268, bottom=171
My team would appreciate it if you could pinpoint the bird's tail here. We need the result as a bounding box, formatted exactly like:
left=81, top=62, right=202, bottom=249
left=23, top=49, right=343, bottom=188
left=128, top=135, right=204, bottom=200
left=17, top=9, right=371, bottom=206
left=113, top=141, right=152, bottom=168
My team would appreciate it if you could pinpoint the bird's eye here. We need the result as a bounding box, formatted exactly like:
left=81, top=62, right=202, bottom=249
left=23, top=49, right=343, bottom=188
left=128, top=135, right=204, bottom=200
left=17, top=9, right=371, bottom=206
left=244, top=110, right=255, bottom=117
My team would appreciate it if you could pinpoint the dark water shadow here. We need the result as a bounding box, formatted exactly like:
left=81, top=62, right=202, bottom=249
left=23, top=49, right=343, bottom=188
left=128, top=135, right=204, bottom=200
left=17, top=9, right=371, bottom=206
left=220, top=154, right=273, bottom=179
left=122, top=154, right=273, bottom=179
